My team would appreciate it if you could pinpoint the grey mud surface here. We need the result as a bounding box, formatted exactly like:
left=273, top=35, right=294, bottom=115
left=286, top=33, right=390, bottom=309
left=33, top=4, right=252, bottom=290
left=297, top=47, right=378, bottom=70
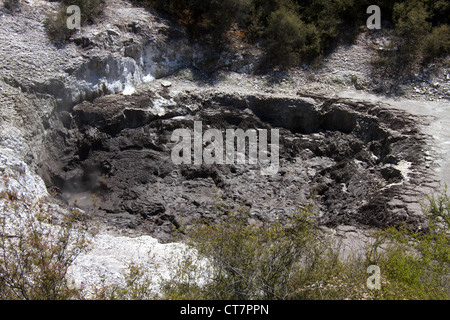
left=337, top=89, right=450, bottom=188
left=39, top=80, right=436, bottom=245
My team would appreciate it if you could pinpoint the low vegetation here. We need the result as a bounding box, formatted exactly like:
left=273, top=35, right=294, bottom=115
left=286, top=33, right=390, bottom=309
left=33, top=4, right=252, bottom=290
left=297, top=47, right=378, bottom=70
left=0, top=183, right=449, bottom=299
left=159, top=189, right=449, bottom=300
left=131, top=0, right=449, bottom=70
left=2, top=0, right=449, bottom=302
left=0, top=189, right=91, bottom=300
left=373, top=0, right=450, bottom=77
left=44, top=0, right=105, bottom=43
left=40, top=0, right=449, bottom=71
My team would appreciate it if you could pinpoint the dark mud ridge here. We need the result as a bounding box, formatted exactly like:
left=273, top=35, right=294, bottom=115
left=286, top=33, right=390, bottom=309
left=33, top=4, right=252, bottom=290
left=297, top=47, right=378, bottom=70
left=39, top=87, right=429, bottom=241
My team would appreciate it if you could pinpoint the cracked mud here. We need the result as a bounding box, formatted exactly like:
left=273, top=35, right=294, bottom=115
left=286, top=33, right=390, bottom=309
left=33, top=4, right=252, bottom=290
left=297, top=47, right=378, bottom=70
left=40, top=85, right=429, bottom=242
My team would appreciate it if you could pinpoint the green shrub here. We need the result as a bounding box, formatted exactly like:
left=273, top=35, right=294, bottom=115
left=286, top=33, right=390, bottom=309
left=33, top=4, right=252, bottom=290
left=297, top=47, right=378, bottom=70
left=60, top=0, right=104, bottom=24
left=3, top=185, right=448, bottom=300
left=424, top=24, right=450, bottom=59
left=129, top=0, right=448, bottom=69
left=3, top=0, right=21, bottom=12
left=366, top=187, right=450, bottom=299
left=0, top=194, right=91, bottom=300
left=366, top=228, right=449, bottom=299
left=299, top=0, right=341, bottom=47
left=265, top=8, right=320, bottom=67
left=44, top=0, right=105, bottom=42
left=161, top=199, right=362, bottom=300
left=131, top=0, right=251, bottom=34
left=91, top=262, right=158, bottom=300
left=371, top=0, right=437, bottom=76
left=162, top=188, right=450, bottom=300
left=393, top=0, right=431, bottom=53
left=44, top=8, right=74, bottom=42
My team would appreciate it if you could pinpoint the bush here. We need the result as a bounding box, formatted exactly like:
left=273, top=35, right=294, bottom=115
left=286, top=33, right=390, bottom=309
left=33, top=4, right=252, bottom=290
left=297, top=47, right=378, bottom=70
left=161, top=199, right=363, bottom=300
left=393, top=0, right=431, bottom=54
left=161, top=189, right=450, bottom=300
left=91, top=262, right=158, bottom=300
left=60, top=0, right=104, bottom=24
left=371, top=0, right=435, bottom=77
left=3, top=0, right=21, bottom=12
left=424, top=24, right=450, bottom=59
left=44, top=0, right=105, bottom=42
left=132, top=0, right=251, bottom=34
left=44, top=8, right=74, bottom=42
left=204, top=0, right=252, bottom=33
left=366, top=187, right=450, bottom=299
left=2, top=185, right=448, bottom=300
left=0, top=192, right=91, bottom=300
left=265, top=8, right=320, bottom=67
left=129, top=0, right=448, bottom=69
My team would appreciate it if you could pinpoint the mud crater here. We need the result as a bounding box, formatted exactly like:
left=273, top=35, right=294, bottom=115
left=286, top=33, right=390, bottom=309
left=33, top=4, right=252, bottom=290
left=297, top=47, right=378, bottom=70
left=40, top=88, right=427, bottom=241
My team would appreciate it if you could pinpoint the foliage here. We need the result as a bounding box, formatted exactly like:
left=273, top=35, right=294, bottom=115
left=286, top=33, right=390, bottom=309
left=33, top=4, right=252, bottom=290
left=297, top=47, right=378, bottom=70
left=59, top=0, right=104, bottom=24
left=371, top=0, right=449, bottom=78
left=1, top=183, right=448, bottom=300
left=365, top=187, right=450, bottom=299
left=161, top=189, right=450, bottom=300
left=131, top=0, right=251, bottom=34
left=265, top=7, right=320, bottom=66
left=0, top=191, right=91, bottom=300
left=394, top=0, right=432, bottom=57
left=3, top=0, right=21, bottom=12
left=44, top=0, right=105, bottom=42
left=44, top=7, right=74, bottom=42
left=423, top=24, right=450, bottom=59
left=91, top=262, right=158, bottom=300
left=130, top=0, right=449, bottom=69
left=162, top=199, right=365, bottom=300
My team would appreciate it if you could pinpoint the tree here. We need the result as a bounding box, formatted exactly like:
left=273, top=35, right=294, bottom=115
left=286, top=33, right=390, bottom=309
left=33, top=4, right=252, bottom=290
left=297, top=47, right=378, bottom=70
left=265, top=7, right=320, bottom=67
